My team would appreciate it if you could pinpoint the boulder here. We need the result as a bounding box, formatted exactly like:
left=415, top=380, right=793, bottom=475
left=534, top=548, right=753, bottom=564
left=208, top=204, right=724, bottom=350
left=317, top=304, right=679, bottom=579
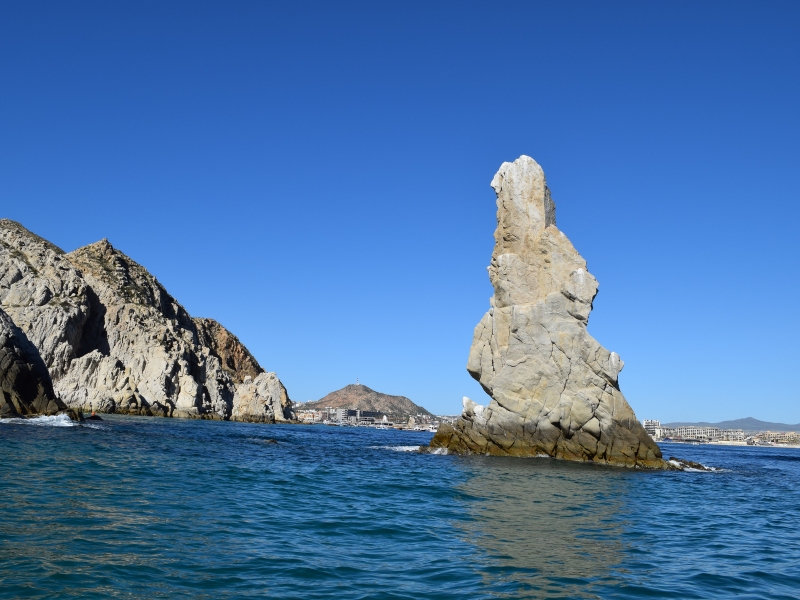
left=231, top=372, right=294, bottom=423
left=430, top=156, right=665, bottom=468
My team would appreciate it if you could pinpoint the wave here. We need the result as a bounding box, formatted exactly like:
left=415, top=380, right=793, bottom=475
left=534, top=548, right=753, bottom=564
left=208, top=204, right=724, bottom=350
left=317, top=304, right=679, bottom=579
left=668, top=458, right=721, bottom=472
left=0, top=413, right=102, bottom=429
left=369, top=445, right=423, bottom=452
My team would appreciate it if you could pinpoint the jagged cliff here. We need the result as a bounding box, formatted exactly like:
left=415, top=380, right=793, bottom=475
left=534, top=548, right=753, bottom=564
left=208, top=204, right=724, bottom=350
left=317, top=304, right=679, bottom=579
left=0, top=219, right=293, bottom=422
left=430, top=156, right=665, bottom=468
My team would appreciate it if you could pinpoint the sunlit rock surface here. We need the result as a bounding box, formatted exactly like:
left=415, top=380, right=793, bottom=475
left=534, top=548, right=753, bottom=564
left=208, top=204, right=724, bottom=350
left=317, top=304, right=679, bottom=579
left=232, top=372, right=294, bottom=423
left=0, top=219, right=290, bottom=421
left=430, top=156, right=665, bottom=468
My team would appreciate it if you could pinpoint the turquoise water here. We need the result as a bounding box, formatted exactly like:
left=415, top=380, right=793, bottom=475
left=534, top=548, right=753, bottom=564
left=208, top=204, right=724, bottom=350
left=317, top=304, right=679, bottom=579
left=1, top=416, right=799, bottom=599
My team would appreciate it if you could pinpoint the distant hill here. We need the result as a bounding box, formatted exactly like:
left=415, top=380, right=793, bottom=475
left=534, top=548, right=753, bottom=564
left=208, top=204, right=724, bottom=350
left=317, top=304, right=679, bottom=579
left=303, top=384, right=433, bottom=418
left=663, top=417, right=800, bottom=433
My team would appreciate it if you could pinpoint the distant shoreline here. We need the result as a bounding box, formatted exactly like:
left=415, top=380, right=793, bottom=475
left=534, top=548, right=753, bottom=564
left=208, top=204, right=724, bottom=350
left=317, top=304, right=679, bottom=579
left=660, top=440, right=800, bottom=449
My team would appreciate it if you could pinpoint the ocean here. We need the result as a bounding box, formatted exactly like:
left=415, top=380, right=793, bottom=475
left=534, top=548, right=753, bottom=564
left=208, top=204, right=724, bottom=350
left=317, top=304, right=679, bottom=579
left=1, top=415, right=799, bottom=599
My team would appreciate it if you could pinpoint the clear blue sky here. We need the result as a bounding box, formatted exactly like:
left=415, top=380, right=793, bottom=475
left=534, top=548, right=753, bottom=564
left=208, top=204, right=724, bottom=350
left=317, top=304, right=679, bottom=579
left=1, top=1, right=798, bottom=422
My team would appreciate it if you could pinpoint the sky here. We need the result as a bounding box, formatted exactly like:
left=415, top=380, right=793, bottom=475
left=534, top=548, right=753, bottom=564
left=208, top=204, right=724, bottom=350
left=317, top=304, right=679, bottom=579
left=1, top=1, right=798, bottom=422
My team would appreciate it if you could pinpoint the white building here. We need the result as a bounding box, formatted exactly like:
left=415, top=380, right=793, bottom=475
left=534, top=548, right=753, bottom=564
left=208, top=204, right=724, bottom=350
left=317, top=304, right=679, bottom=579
left=655, top=426, right=674, bottom=439
left=719, top=429, right=745, bottom=441
left=668, top=426, right=745, bottom=441
left=642, top=420, right=660, bottom=436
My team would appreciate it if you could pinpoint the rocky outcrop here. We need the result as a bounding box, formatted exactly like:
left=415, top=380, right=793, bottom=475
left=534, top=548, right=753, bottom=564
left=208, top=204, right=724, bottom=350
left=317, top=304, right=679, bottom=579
left=60, top=238, right=238, bottom=418
left=0, top=219, right=291, bottom=421
left=231, top=372, right=294, bottom=423
left=430, top=156, right=665, bottom=468
left=0, top=307, right=67, bottom=418
left=194, top=317, right=263, bottom=384
left=0, top=220, right=90, bottom=381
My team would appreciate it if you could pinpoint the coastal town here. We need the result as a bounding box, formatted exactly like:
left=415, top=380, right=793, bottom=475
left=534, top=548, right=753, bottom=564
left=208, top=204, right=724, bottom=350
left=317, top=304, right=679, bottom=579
left=290, top=405, right=800, bottom=448
left=293, top=404, right=457, bottom=431
left=642, top=420, right=800, bottom=446
left=290, top=382, right=460, bottom=431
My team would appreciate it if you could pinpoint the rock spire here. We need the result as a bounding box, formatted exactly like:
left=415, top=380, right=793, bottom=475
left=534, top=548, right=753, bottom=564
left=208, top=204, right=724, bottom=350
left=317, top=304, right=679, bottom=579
left=430, top=156, right=665, bottom=468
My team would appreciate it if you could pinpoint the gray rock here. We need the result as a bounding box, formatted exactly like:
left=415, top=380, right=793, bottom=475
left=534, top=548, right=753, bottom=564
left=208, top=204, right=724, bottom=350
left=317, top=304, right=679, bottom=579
left=231, top=372, right=294, bottom=423
left=62, top=238, right=234, bottom=418
left=0, top=220, right=290, bottom=421
left=0, top=220, right=90, bottom=381
left=430, top=157, right=665, bottom=468
left=0, top=306, right=67, bottom=418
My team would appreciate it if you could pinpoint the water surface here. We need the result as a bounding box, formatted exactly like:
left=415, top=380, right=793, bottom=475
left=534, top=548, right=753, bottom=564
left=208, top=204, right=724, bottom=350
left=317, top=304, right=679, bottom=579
left=1, top=416, right=798, bottom=598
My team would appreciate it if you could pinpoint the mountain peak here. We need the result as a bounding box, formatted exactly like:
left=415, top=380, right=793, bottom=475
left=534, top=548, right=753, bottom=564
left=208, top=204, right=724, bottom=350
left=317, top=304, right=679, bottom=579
left=304, top=383, right=433, bottom=418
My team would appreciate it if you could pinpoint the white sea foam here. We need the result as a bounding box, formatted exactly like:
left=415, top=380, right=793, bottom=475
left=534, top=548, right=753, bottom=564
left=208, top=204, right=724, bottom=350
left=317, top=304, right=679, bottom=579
left=669, top=459, right=719, bottom=472
left=0, top=413, right=78, bottom=427
left=369, top=445, right=422, bottom=452
left=684, top=465, right=723, bottom=472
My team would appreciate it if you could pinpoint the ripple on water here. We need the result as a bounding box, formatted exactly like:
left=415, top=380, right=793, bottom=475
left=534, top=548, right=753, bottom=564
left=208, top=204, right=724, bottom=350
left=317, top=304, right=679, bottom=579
left=0, top=418, right=799, bottom=599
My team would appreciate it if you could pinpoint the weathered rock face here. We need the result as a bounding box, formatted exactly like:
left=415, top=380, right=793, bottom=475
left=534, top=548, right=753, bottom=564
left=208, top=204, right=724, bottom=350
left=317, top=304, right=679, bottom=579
left=60, top=238, right=238, bottom=418
left=194, top=317, right=263, bottom=385
left=0, top=307, right=66, bottom=418
left=0, top=220, right=90, bottom=381
left=430, top=156, right=664, bottom=468
left=0, top=219, right=291, bottom=421
left=231, top=372, right=294, bottom=423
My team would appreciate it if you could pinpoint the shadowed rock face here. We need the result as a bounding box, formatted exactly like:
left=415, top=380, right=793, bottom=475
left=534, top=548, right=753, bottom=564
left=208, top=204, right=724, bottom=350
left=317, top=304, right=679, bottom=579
left=430, top=156, right=665, bottom=468
left=0, top=307, right=66, bottom=418
left=0, top=219, right=290, bottom=422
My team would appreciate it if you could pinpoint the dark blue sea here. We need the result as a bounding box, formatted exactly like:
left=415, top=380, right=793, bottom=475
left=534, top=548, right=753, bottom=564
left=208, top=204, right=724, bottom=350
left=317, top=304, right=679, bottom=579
left=1, top=415, right=799, bottom=599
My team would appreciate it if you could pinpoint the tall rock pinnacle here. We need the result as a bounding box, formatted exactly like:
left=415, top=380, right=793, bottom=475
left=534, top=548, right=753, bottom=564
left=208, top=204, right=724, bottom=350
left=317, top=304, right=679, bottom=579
left=431, top=156, right=665, bottom=468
